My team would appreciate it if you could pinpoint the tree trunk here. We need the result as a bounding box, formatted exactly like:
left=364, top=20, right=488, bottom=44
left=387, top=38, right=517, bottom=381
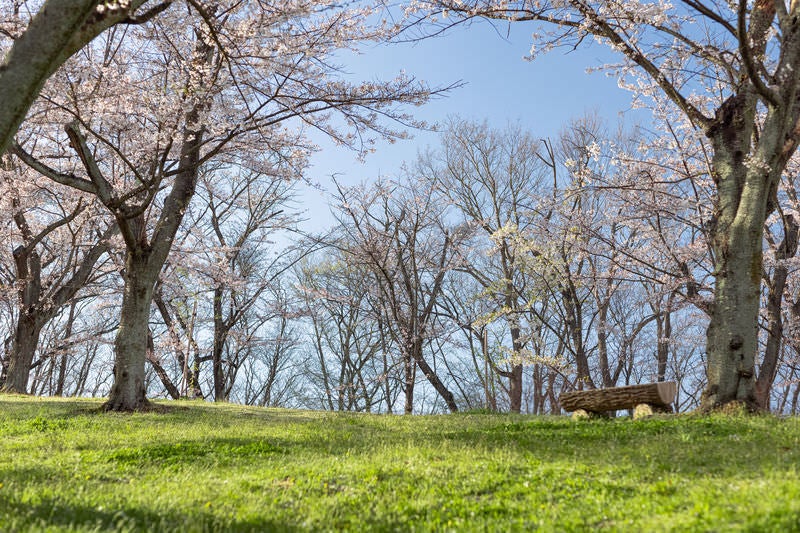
left=403, top=353, right=415, bottom=414
left=2, top=315, right=42, bottom=394
left=757, top=264, right=787, bottom=410
left=656, top=307, right=671, bottom=383
left=756, top=215, right=798, bottom=409
left=562, top=282, right=594, bottom=390
left=509, top=364, right=523, bottom=413
left=597, top=299, right=612, bottom=387
left=702, top=94, right=772, bottom=411
left=212, top=287, right=227, bottom=402
left=704, top=228, right=763, bottom=409
left=146, top=328, right=181, bottom=400
left=55, top=303, right=77, bottom=396
left=412, top=338, right=458, bottom=412
left=2, top=245, right=42, bottom=394
left=104, top=255, right=154, bottom=411
left=507, top=319, right=524, bottom=413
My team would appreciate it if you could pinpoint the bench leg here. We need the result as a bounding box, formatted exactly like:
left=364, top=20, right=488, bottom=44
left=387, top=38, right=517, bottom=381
left=571, top=409, right=611, bottom=420
left=633, top=403, right=673, bottom=419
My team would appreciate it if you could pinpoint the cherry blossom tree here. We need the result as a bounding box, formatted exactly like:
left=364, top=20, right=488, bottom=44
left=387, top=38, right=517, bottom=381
left=0, top=156, right=115, bottom=394
left=403, top=0, right=800, bottom=410
left=189, top=164, right=302, bottom=402
left=11, top=1, right=439, bottom=411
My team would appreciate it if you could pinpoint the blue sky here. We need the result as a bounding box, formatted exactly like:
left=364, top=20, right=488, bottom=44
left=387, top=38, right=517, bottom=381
left=300, top=19, right=647, bottom=232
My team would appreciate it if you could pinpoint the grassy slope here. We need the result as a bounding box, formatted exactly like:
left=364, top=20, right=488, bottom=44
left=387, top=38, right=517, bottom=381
left=0, top=396, right=799, bottom=532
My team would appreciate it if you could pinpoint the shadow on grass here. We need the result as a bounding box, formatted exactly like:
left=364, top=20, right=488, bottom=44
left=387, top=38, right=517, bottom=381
left=0, top=493, right=299, bottom=533
left=106, top=437, right=285, bottom=468
left=0, top=397, right=101, bottom=418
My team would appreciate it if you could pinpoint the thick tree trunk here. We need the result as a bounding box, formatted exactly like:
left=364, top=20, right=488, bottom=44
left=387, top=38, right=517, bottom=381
left=2, top=245, right=42, bottom=394
left=702, top=94, right=773, bottom=411
left=2, top=315, right=42, bottom=394
left=704, top=207, right=764, bottom=409
left=104, top=256, right=154, bottom=411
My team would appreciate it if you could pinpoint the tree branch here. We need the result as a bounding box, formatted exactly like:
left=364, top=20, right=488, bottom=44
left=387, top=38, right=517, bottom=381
left=123, top=1, right=172, bottom=25
left=10, top=142, right=96, bottom=194
left=738, top=0, right=781, bottom=108
left=64, top=122, right=119, bottom=205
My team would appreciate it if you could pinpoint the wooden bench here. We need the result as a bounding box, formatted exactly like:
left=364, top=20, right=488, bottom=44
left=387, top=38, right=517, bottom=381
left=559, top=382, right=677, bottom=420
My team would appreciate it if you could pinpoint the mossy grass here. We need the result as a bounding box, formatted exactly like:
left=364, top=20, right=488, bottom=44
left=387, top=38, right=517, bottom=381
left=1, top=394, right=799, bottom=531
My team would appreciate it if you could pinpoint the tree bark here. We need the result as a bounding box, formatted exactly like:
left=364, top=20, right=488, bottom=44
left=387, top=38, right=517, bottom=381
left=507, top=316, right=525, bottom=413
left=655, top=304, right=672, bottom=383
left=562, top=282, right=594, bottom=389
left=560, top=382, right=676, bottom=413
left=54, top=303, right=77, bottom=396
left=2, top=315, right=42, bottom=394
left=596, top=298, right=612, bottom=387
left=1, top=245, right=42, bottom=394
left=403, top=353, right=415, bottom=414
left=702, top=92, right=776, bottom=411
left=212, top=287, right=228, bottom=402
left=104, top=255, right=153, bottom=411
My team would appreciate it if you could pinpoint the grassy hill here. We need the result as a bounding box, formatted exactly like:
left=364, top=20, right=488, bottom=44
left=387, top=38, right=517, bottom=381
left=0, top=396, right=798, bottom=532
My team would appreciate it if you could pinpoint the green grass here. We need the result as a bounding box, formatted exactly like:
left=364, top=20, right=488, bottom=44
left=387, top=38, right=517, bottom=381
left=1, top=396, right=799, bottom=532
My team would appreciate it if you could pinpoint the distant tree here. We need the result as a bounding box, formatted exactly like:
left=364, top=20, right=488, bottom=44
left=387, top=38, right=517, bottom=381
left=297, top=254, right=398, bottom=412
left=237, top=282, right=303, bottom=408
left=416, top=118, right=554, bottom=411
left=175, top=164, right=301, bottom=402
left=333, top=177, right=468, bottom=413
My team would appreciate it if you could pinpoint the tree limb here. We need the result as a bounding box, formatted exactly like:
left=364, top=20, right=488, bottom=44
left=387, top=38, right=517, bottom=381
left=738, top=0, right=781, bottom=108
left=10, top=142, right=96, bottom=194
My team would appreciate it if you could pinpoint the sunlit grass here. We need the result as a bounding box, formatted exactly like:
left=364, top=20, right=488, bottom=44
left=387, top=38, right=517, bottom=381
left=1, top=395, right=799, bottom=531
